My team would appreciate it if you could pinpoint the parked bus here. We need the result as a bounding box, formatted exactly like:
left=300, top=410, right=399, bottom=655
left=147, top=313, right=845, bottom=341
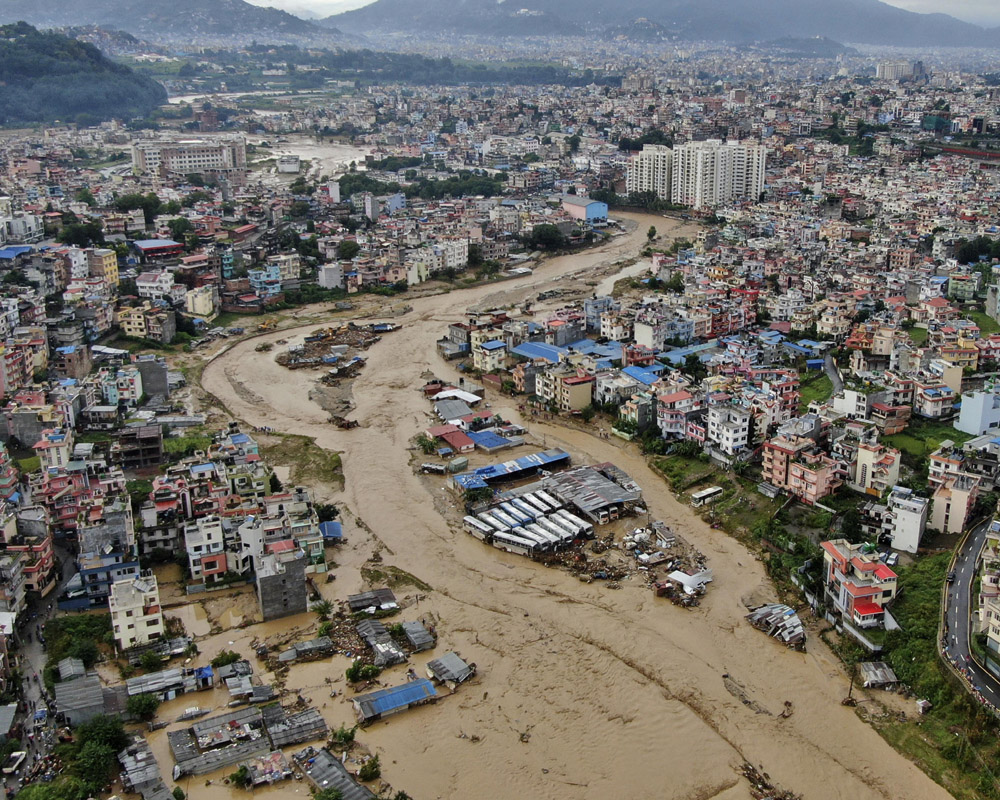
left=499, top=502, right=532, bottom=525
left=691, top=486, right=724, bottom=507
left=477, top=514, right=509, bottom=534
left=517, top=527, right=554, bottom=551
left=555, top=509, right=594, bottom=538
left=464, top=516, right=494, bottom=540
left=491, top=510, right=522, bottom=530
left=510, top=498, right=540, bottom=521
left=525, top=523, right=562, bottom=548
left=536, top=490, right=562, bottom=510
left=492, top=531, right=538, bottom=556
left=538, top=516, right=576, bottom=544
left=522, top=493, right=552, bottom=514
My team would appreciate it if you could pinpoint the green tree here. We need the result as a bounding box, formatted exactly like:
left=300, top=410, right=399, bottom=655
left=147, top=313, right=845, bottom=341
left=313, top=789, right=344, bottom=800
left=358, top=755, right=381, bottom=781
left=73, top=739, right=117, bottom=789
left=415, top=434, right=437, bottom=454
left=527, top=224, right=566, bottom=250
left=75, top=188, right=96, bottom=206
left=172, top=788, right=186, bottom=800
left=269, top=473, right=283, bottom=493
left=647, top=225, right=657, bottom=241
left=312, top=600, right=333, bottom=620
left=140, top=651, right=162, bottom=672
left=126, top=692, right=160, bottom=720
left=566, top=135, right=581, bottom=153
left=337, top=240, right=361, bottom=260
left=210, top=650, right=242, bottom=668
left=229, top=765, right=253, bottom=789
left=57, top=221, right=104, bottom=247
left=167, top=217, right=192, bottom=241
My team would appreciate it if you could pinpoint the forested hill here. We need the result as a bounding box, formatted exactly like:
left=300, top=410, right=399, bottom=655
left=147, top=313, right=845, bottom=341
left=0, top=22, right=167, bottom=126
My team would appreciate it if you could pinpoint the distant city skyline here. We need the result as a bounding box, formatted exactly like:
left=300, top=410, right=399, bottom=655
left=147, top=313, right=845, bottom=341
left=245, top=0, right=1000, bottom=26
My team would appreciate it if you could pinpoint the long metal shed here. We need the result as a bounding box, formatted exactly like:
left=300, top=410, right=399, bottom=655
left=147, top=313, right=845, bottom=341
left=352, top=679, right=438, bottom=725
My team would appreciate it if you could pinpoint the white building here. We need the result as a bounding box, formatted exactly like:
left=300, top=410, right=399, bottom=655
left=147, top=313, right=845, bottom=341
left=183, top=515, right=228, bottom=584
left=670, top=139, right=766, bottom=210
left=135, top=270, right=176, bottom=300
left=626, top=144, right=672, bottom=199
left=131, top=134, right=247, bottom=183
left=706, top=403, right=751, bottom=457
left=883, top=486, right=929, bottom=554
left=957, top=389, right=1000, bottom=436
left=109, top=572, right=164, bottom=651
left=318, top=263, right=344, bottom=290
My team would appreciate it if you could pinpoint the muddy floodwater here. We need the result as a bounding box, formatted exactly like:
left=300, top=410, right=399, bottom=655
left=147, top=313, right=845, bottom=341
left=195, top=212, right=951, bottom=800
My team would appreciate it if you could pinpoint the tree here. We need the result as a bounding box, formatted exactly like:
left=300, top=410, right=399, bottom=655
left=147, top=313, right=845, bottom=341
left=467, top=243, right=483, bottom=267
left=75, top=188, right=96, bottom=206
left=172, top=789, right=186, bottom=800
left=527, top=224, right=566, bottom=250
left=58, top=221, right=104, bottom=247
left=358, top=755, right=381, bottom=781
left=140, top=651, right=162, bottom=672
left=313, top=789, right=344, bottom=800
left=312, top=600, right=333, bottom=620
left=269, top=473, right=284, bottom=493
left=73, top=739, right=117, bottom=789
left=337, top=240, right=360, bottom=261
left=647, top=225, right=657, bottom=241
left=167, top=217, right=192, bottom=241
left=840, top=507, right=863, bottom=542
left=211, top=649, right=242, bottom=668
left=229, top=765, right=253, bottom=789
left=126, top=692, right=160, bottom=720
left=567, top=135, right=581, bottom=153
left=415, top=434, right=436, bottom=454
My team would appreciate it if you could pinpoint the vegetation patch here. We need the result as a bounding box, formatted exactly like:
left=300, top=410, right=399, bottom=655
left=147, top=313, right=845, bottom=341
left=361, top=565, right=432, bottom=592
left=261, top=433, right=343, bottom=488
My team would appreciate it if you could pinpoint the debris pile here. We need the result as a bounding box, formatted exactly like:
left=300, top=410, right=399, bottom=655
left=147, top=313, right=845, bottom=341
left=276, top=323, right=393, bottom=370
left=745, top=604, right=806, bottom=650
left=740, top=762, right=801, bottom=800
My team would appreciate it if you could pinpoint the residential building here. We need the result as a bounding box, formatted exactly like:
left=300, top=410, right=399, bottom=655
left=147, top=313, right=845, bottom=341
left=820, top=538, right=898, bottom=629
left=183, top=515, right=228, bottom=585
left=109, top=572, right=164, bottom=651
left=670, top=139, right=766, bottom=210
left=883, top=486, right=929, bottom=554
left=706, top=403, right=751, bottom=458
left=762, top=434, right=842, bottom=504
left=625, top=144, right=672, bottom=199
left=931, top=473, right=979, bottom=535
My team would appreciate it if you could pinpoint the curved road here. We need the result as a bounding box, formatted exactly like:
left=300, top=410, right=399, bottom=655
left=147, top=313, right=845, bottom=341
left=943, top=518, right=1000, bottom=710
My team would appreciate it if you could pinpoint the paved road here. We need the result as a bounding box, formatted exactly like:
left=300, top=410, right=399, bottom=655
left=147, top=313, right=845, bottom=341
left=824, top=351, right=844, bottom=395
left=943, top=518, right=1000, bottom=710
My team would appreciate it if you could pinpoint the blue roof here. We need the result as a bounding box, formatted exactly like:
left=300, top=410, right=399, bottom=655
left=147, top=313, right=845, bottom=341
left=452, top=474, right=489, bottom=489
left=320, top=521, right=343, bottom=540
left=189, top=463, right=215, bottom=474
left=360, top=679, right=437, bottom=715
left=230, top=433, right=250, bottom=444
left=567, top=339, right=623, bottom=359
left=454, top=448, right=570, bottom=485
left=481, top=340, right=506, bottom=351
left=0, top=245, right=32, bottom=260
left=467, top=430, right=509, bottom=449
left=134, top=239, right=182, bottom=249
left=194, top=666, right=214, bottom=679
left=510, top=342, right=566, bottom=363
left=56, top=346, right=76, bottom=354
left=622, top=365, right=662, bottom=386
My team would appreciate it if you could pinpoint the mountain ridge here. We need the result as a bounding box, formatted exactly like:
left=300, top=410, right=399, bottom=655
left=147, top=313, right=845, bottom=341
left=323, top=0, right=998, bottom=47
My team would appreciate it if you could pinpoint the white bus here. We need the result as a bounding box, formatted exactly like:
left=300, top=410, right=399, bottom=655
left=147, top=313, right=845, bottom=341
left=522, top=493, right=552, bottom=514
left=500, top=502, right=532, bottom=525
left=464, top=516, right=494, bottom=540
left=510, top=498, right=540, bottom=521
left=536, top=490, right=562, bottom=510
left=538, top=516, right=576, bottom=544
left=555, top=510, right=594, bottom=538
left=517, top=527, right=554, bottom=551
left=477, top=513, right=510, bottom=534
left=525, top=523, right=562, bottom=548
left=691, top=486, right=724, bottom=507
left=492, top=531, right=538, bottom=556
left=491, top=510, right=522, bottom=530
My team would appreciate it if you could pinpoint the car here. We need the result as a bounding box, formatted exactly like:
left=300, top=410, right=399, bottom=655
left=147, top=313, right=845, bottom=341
left=2, top=751, right=26, bottom=775
left=947, top=571, right=956, bottom=583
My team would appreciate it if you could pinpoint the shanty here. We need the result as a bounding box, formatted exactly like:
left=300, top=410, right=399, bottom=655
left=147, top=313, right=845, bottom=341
left=745, top=604, right=806, bottom=650
left=426, top=652, right=477, bottom=685
left=353, top=678, right=438, bottom=725
left=859, top=661, right=900, bottom=688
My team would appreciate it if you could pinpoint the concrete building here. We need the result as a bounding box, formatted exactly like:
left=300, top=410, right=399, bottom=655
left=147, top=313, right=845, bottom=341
left=706, top=404, right=751, bottom=458
left=109, top=572, right=164, bottom=652
left=883, top=486, right=929, bottom=554
left=256, top=551, right=307, bottom=622
left=183, top=515, right=228, bottom=585
left=131, top=135, right=247, bottom=184
left=852, top=443, right=901, bottom=496
left=957, top=388, right=1000, bottom=436
left=626, top=144, right=672, bottom=199
left=86, top=248, right=119, bottom=290
left=820, top=539, right=898, bottom=629
left=762, top=434, right=841, bottom=504
left=670, top=139, right=766, bottom=210
left=931, top=473, right=979, bottom=535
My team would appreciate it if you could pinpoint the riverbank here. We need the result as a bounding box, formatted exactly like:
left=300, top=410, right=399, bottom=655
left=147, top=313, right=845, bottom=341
left=195, top=212, right=951, bottom=800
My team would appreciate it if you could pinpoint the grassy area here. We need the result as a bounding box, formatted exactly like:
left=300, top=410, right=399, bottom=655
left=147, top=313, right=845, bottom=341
left=908, top=326, right=929, bottom=345
left=15, top=455, right=40, bottom=473
left=360, top=565, right=432, bottom=592
left=261, top=433, right=343, bottom=489
left=884, top=417, right=972, bottom=463
left=970, top=311, right=1000, bottom=335
left=163, top=434, right=212, bottom=457
left=211, top=311, right=256, bottom=329
left=798, top=370, right=834, bottom=412
left=872, top=553, right=1000, bottom=800
left=650, top=453, right=716, bottom=492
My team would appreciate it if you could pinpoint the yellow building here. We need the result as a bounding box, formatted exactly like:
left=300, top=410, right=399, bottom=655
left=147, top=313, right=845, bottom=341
left=87, top=248, right=119, bottom=290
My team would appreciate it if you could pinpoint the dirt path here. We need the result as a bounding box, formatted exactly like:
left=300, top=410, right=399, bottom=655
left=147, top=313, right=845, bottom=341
left=199, top=213, right=953, bottom=800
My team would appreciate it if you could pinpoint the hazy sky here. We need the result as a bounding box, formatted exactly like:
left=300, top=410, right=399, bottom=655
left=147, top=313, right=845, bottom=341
left=246, top=0, right=1000, bottom=26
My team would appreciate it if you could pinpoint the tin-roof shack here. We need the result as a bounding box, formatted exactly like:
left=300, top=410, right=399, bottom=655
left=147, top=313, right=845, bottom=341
left=352, top=678, right=438, bottom=725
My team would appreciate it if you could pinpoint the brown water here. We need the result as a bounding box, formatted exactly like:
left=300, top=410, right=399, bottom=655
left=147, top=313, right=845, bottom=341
left=198, top=213, right=952, bottom=800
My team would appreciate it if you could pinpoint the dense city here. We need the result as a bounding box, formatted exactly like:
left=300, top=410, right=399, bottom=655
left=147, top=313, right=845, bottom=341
left=3, top=9, right=1000, bottom=800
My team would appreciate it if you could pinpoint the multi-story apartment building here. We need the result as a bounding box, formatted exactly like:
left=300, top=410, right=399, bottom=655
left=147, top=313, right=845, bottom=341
left=625, top=144, right=673, bottom=199
left=706, top=403, right=751, bottom=458
left=670, top=139, right=766, bottom=210
left=762, top=434, right=842, bottom=504
left=183, top=515, right=228, bottom=585
left=109, top=572, right=164, bottom=651
left=882, top=486, right=929, bottom=554
left=131, top=134, right=247, bottom=184
left=820, top=538, right=898, bottom=629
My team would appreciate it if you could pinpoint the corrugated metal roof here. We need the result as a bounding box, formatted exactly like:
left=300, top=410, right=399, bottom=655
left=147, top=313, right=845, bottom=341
left=354, top=679, right=437, bottom=719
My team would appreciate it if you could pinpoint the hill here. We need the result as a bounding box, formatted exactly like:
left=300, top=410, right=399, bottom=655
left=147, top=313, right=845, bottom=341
left=326, top=0, right=997, bottom=47
left=0, top=0, right=342, bottom=45
left=0, top=22, right=167, bottom=126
